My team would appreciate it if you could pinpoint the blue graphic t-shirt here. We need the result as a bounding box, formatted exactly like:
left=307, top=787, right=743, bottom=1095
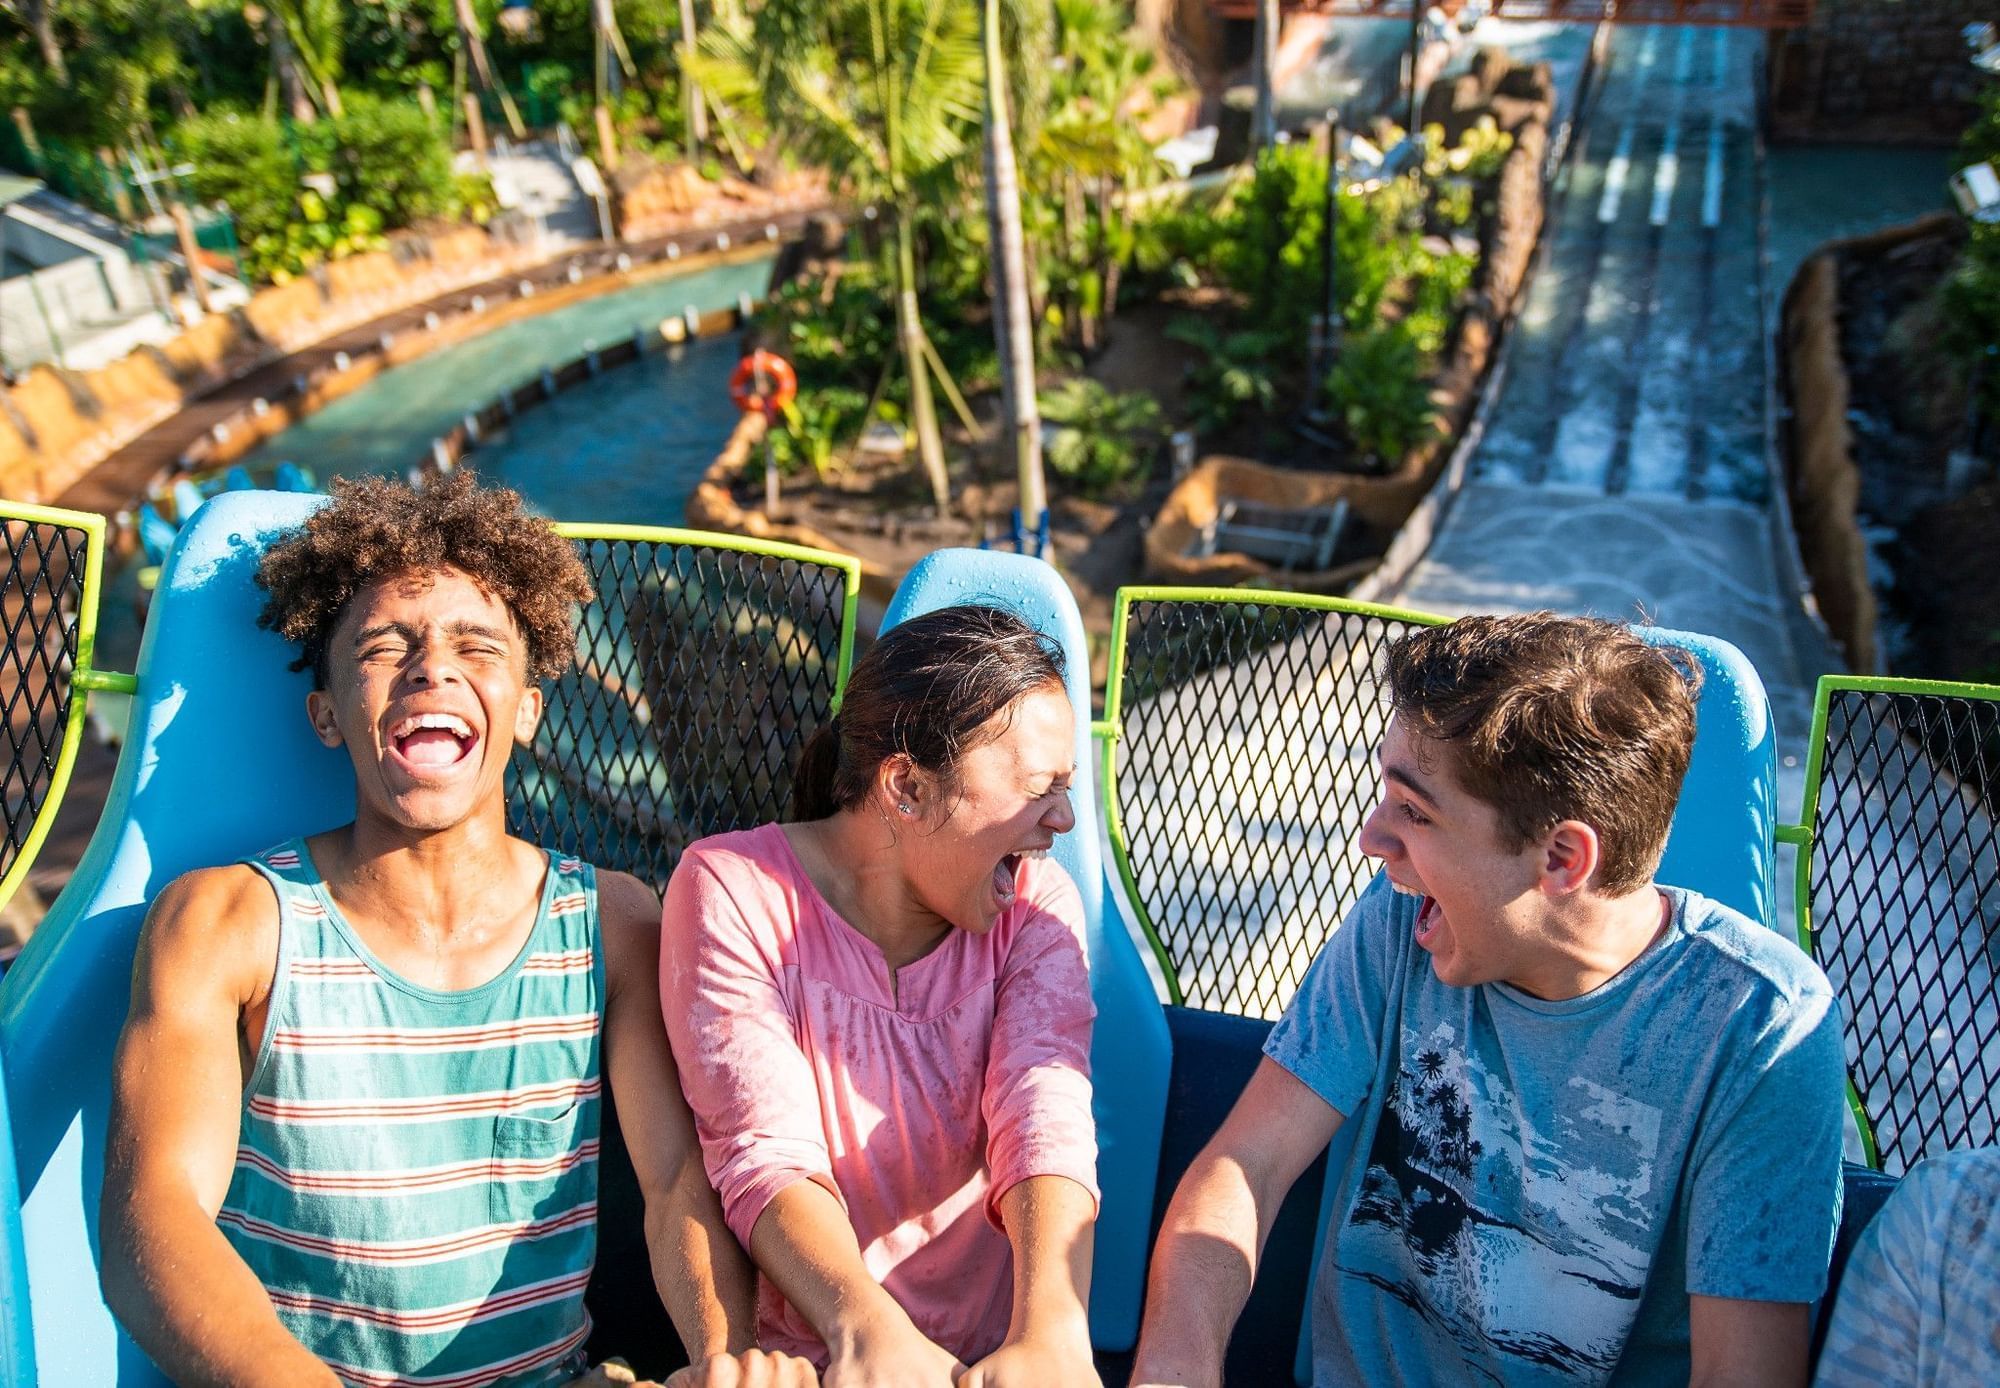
left=1266, top=873, right=1847, bottom=1387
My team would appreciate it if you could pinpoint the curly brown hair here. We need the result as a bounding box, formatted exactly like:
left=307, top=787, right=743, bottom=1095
left=256, top=469, right=593, bottom=687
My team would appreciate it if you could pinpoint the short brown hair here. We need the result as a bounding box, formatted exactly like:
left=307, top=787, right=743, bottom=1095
left=1383, top=612, right=1701, bottom=894
left=256, top=469, right=592, bottom=688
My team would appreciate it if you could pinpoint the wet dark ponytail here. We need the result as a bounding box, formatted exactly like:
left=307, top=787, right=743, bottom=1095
left=789, top=605, right=1065, bottom=822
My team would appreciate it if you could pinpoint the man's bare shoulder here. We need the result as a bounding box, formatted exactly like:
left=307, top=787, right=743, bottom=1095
left=596, top=868, right=663, bottom=983
left=137, top=864, right=281, bottom=1004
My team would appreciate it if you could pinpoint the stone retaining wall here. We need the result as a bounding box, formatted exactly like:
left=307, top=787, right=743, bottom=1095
left=1777, top=211, right=1962, bottom=675
left=0, top=225, right=547, bottom=503
left=1768, top=0, right=1993, bottom=144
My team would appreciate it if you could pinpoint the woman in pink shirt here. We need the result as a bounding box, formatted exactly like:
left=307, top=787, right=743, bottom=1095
left=660, top=606, right=1100, bottom=1388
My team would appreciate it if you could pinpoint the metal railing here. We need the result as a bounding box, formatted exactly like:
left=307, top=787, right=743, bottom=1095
left=1096, top=587, right=1445, bottom=1017
left=1788, top=675, right=2000, bottom=1173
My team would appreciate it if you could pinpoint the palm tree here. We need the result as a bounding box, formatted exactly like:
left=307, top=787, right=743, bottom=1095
left=268, top=0, right=345, bottom=118
left=1253, top=0, right=1278, bottom=150
left=697, top=0, right=983, bottom=513
left=16, top=0, right=66, bottom=85
left=678, top=0, right=708, bottom=158
left=453, top=0, right=526, bottom=139
left=983, top=0, right=1045, bottom=538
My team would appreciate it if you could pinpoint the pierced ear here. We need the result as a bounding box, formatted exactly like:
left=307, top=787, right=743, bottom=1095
left=1541, top=821, right=1601, bottom=895
left=305, top=690, right=344, bottom=749
left=878, top=755, right=931, bottom=818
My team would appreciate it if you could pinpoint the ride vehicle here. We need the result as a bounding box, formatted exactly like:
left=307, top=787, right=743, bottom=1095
left=0, top=491, right=1990, bottom=1382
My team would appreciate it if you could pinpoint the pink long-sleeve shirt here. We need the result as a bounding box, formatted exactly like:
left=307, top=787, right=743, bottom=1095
left=659, top=823, right=1100, bottom=1363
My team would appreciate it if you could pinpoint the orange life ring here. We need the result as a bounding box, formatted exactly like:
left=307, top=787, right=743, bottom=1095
left=728, top=350, right=798, bottom=418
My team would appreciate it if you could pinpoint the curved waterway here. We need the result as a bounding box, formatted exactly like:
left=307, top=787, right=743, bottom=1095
left=100, top=255, right=774, bottom=674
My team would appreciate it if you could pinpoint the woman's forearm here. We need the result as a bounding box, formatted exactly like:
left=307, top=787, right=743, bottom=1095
left=997, top=1175, right=1096, bottom=1348
left=747, top=1178, right=909, bottom=1346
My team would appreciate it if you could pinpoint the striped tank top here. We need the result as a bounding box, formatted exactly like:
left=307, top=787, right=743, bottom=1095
left=219, top=839, right=603, bottom=1388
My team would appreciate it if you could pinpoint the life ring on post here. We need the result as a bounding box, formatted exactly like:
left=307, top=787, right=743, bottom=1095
left=728, top=350, right=798, bottom=419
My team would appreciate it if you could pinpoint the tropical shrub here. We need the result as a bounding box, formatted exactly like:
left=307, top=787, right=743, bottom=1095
left=770, top=386, right=872, bottom=478
left=1166, top=319, right=1287, bottom=436
left=1325, top=322, right=1439, bottom=466
left=328, top=94, right=456, bottom=227
left=1218, top=143, right=1328, bottom=344
left=176, top=112, right=301, bottom=251
left=1037, top=378, right=1165, bottom=497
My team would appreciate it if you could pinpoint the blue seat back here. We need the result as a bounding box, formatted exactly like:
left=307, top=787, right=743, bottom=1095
left=881, top=549, right=1172, bottom=1351
left=0, top=492, right=352, bottom=1384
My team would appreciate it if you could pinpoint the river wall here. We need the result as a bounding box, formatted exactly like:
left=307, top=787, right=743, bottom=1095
left=1779, top=211, right=1967, bottom=677
left=0, top=226, right=555, bottom=504
left=1768, top=0, right=1994, bottom=145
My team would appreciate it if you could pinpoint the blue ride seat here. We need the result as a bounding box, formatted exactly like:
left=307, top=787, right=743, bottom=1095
left=880, top=550, right=1173, bottom=1351
left=0, top=492, right=356, bottom=1384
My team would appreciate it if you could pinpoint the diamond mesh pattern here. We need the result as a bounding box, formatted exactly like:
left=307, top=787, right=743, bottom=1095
left=2, top=517, right=88, bottom=890
left=1808, top=687, right=2000, bottom=1175
left=1112, top=597, right=1440, bottom=1018
left=507, top=537, right=851, bottom=894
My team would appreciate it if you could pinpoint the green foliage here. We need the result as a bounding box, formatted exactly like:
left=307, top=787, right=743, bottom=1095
left=1325, top=322, right=1439, bottom=466
left=177, top=113, right=302, bottom=250
left=171, top=94, right=449, bottom=283
left=248, top=191, right=390, bottom=283
left=760, top=266, right=898, bottom=395
left=327, top=94, right=456, bottom=226
left=1166, top=319, right=1287, bottom=435
left=1036, top=378, right=1165, bottom=497
left=1405, top=247, right=1476, bottom=357
left=771, top=386, right=872, bottom=478
left=1218, top=143, right=1328, bottom=344
left=1947, top=84, right=2000, bottom=431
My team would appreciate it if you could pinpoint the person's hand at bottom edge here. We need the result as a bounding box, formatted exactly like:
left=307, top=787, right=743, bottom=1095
left=955, top=1333, right=1101, bottom=1388
left=571, top=1350, right=820, bottom=1387
left=668, top=1349, right=821, bottom=1387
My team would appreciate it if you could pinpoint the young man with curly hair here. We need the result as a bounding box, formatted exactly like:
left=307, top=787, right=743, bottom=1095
left=99, top=472, right=812, bottom=1388
left=1130, top=614, right=1849, bottom=1388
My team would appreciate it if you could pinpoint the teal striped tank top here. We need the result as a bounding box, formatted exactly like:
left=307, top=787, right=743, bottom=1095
left=219, top=839, right=602, bottom=1388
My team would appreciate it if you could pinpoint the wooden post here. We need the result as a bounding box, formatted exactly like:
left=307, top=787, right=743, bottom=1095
left=594, top=103, right=619, bottom=175
left=98, top=148, right=137, bottom=224
left=170, top=202, right=215, bottom=315
left=10, top=107, right=42, bottom=172
left=462, top=92, right=489, bottom=167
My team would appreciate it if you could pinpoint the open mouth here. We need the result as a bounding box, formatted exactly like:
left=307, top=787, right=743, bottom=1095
left=990, top=847, right=1050, bottom=911
left=1389, top=878, right=1443, bottom=947
left=387, top=711, right=478, bottom=773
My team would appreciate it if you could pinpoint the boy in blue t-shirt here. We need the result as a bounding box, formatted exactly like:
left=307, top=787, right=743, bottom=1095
left=1130, top=613, right=1848, bottom=1388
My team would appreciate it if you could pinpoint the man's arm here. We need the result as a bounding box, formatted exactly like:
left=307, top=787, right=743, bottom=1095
left=99, top=867, right=338, bottom=1388
left=1129, top=1059, right=1344, bottom=1388
left=1688, top=1296, right=1808, bottom=1388
left=599, top=870, right=759, bottom=1359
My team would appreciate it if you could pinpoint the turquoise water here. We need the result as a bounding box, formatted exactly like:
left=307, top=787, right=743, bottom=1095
left=465, top=335, right=745, bottom=526
left=1766, top=145, right=1954, bottom=298
left=233, top=256, right=772, bottom=483
left=100, top=255, right=775, bottom=673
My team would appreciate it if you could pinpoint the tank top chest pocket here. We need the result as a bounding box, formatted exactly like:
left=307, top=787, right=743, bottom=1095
left=491, top=1101, right=588, bottom=1219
